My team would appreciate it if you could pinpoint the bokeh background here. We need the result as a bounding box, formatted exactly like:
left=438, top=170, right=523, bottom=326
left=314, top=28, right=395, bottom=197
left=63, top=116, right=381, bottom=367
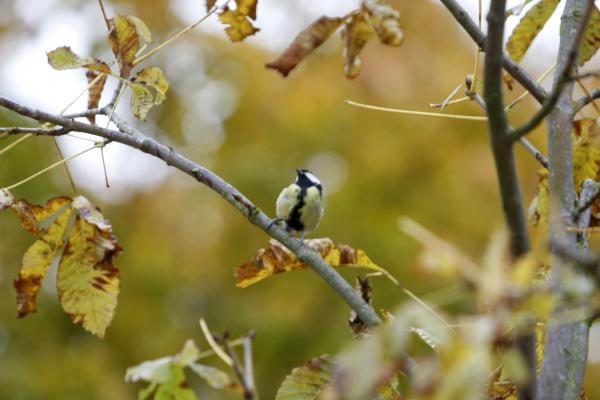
left=1, top=0, right=600, bottom=398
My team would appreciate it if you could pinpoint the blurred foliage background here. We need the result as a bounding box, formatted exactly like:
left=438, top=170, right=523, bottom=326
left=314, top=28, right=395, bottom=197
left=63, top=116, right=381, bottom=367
left=1, top=0, right=599, bottom=399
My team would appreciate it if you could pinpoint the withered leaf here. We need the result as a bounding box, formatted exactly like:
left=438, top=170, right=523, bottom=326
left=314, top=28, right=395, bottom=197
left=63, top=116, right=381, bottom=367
left=349, top=276, right=372, bottom=337
left=506, top=0, right=560, bottom=63
left=342, top=10, right=374, bottom=79
left=363, top=0, right=404, bottom=46
left=266, top=16, right=344, bottom=77
left=86, top=61, right=111, bottom=123
left=108, top=14, right=151, bottom=77
left=133, top=66, right=170, bottom=105
left=235, top=238, right=384, bottom=288
left=206, top=0, right=217, bottom=13
left=236, top=0, right=258, bottom=20
left=3, top=194, right=122, bottom=338
left=579, top=4, right=600, bottom=66
left=219, top=8, right=259, bottom=42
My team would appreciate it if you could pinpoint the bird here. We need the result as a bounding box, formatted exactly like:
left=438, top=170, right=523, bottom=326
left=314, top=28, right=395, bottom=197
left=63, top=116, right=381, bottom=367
left=272, top=169, right=323, bottom=240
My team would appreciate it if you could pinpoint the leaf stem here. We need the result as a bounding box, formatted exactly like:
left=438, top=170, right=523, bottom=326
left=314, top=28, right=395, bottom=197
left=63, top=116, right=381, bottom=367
left=0, top=133, right=32, bottom=156
left=345, top=100, right=487, bottom=121
left=3, top=142, right=103, bottom=191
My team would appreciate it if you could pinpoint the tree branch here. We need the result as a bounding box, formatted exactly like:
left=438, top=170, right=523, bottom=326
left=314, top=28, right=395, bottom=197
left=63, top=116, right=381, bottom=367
left=538, top=1, right=594, bottom=399
left=0, top=95, right=382, bottom=327
left=507, top=0, right=596, bottom=141
left=438, top=0, right=548, bottom=104
left=484, top=2, right=535, bottom=398
left=575, top=88, right=600, bottom=112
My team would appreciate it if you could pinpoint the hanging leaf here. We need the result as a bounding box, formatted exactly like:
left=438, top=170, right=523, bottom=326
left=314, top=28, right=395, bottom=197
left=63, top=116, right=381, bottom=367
left=108, top=14, right=151, bottom=77
left=363, top=0, right=404, bottom=46
left=3, top=193, right=122, bottom=338
left=506, top=0, right=561, bottom=63
left=132, top=67, right=170, bottom=105
left=57, top=197, right=121, bottom=338
left=206, top=0, right=217, bottom=13
left=573, top=118, right=600, bottom=191
left=130, top=83, right=154, bottom=121
left=265, top=16, right=344, bottom=77
left=235, top=238, right=387, bottom=288
left=218, top=0, right=260, bottom=43
left=342, top=10, right=374, bottom=79
left=12, top=197, right=74, bottom=317
left=275, top=355, right=336, bottom=400
left=86, top=61, right=111, bottom=123
left=47, top=46, right=96, bottom=70
left=579, top=5, right=600, bottom=66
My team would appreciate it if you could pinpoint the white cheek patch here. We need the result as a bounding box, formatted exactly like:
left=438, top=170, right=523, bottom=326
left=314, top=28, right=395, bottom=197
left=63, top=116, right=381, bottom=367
left=303, top=171, right=321, bottom=186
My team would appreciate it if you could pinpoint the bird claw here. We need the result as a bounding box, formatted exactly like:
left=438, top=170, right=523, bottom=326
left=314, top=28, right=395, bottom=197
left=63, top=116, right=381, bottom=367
left=267, top=218, right=284, bottom=230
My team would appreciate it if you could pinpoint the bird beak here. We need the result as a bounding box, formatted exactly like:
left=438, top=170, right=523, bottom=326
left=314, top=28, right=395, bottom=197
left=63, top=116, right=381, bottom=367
left=296, top=168, right=302, bottom=176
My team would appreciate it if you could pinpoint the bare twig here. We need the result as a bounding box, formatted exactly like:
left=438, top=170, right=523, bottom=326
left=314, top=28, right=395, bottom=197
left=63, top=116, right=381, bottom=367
left=573, top=179, right=600, bottom=220
left=507, top=0, right=596, bottom=142
left=344, top=100, right=487, bottom=121
left=469, top=92, right=548, bottom=168
left=575, top=88, right=600, bottom=112
left=484, top=2, right=535, bottom=398
left=216, top=332, right=256, bottom=400
left=0, top=95, right=381, bottom=327
left=439, top=0, right=548, bottom=104
left=199, top=319, right=234, bottom=367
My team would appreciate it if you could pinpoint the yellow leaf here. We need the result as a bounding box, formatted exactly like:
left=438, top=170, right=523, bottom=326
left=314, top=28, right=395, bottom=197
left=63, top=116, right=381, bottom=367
left=573, top=118, right=600, bottom=191
left=266, top=16, right=344, bottom=77
left=108, top=14, right=151, bottom=76
left=275, top=355, right=336, bottom=400
left=46, top=46, right=95, bottom=70
left=506, top=0, right=561, bottom=63
left=10, top=196, right=72, bottom=236
left=236, top=0, right=258, bottom=20
left=218, top=9, right=259, bottom=42
left=579, top=5, right=600, bottom=66
left=235, top=238, right=384, bottom=288
left=363, top=0, right=404, bottom=46
left=13, top=201, right=75, bottom=317
left=133, top=67, right=170, bottom=105
left=342, top=9, right=374, bottom=79
left=57, top=205, right=121, bottom=338
left=129, top=83, right=154, bottom=121
left=528, top=168, right=549, bottom=228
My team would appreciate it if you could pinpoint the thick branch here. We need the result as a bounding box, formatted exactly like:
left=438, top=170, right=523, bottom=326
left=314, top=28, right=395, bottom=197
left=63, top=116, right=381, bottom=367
left=538, top=1, right=593, bottom=399
left=508, top=0, right=596, bottom=141
left=439, top=0, right=547, bottom=103
left=0, top=96, right=381, bottom=327
left=484, top=2, right=535, bottom=399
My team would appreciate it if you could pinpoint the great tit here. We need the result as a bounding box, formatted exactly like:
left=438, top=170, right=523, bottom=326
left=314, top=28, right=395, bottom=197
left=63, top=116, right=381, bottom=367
left=274, top=169, right=323, bottom=240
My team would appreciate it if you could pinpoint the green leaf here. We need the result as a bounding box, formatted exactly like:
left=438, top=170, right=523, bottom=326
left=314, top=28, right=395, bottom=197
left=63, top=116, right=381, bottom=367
left=154, top=365, right=197, bottom=400
left=47, top=46, right=95, bottom=70
left=506, top=0, right=561, bottom=63
left=265, top=16, right=344, bottom=77
left=275, top=355, right=336, bottom=400
left=579, top=4, right=600, bottom=66
left=130, top=83, right=154, bottom=121
left=133, top=67, right=170, bottom=105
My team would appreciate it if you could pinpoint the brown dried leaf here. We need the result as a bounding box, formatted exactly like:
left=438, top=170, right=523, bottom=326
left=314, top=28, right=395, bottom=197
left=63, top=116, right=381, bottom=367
left=363, top=0, right=404, bottom=46
left=236, top=0, right=258, bottom=20
left=342, top=10, right=374, bottom=79
left=235, top=238, right=383, bottom=288
left=85, top=61, right=111, bottom=123
left=265, top=16, right=344, bottom=77
left=108, top=14, right=151, bottom=77
left=206, top=0, right=217, bottom=13
left=349, top=277, right=373, bottom=337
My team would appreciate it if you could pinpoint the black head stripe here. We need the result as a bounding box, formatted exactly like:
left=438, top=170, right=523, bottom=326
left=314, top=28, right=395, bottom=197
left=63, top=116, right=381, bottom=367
left=295, top=169, right=321, bottom=189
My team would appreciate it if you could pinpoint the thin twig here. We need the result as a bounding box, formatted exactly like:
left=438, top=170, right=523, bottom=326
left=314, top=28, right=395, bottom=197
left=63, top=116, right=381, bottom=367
left=439, top=0, right=548, bottom=104
left=507, top=0, right=595, bottom=142
left=344, top=100, right=487, bottom=121
left=98, top=0, right=110, bottom=30
left=51, top=139, right=78, bottom=194
left=199, top=319, right=234, bottom=367
left=429, top=96, right=469, bottom=109
left=243, top=332, right=258, bottom=400
left=3, top=142, right=103, bottom=191
left=575, top=88, right=600, bottom=113
left=469, top=92, right=548, bottom=168
left=576, top=79, right=600, bottom=115
left=0, top=133, right=33, bottom=156
left=573, top=180, right=600, bottom=220
left=505, top=62, right=556, bottom=112
left=132, top=1, right=228, bottom=66
left=217, top=333, right=255, bottom=400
